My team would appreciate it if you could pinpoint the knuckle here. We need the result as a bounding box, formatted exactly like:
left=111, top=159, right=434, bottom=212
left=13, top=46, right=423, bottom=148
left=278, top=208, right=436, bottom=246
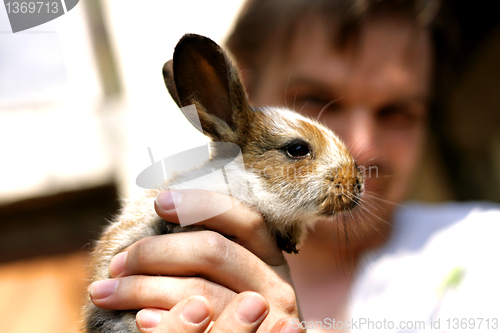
left=189, top=277, right=235, bottom=316
left=197, top=231, right=229, bottom=268
left=133, top=276, right=149, bottom=298
left=273, top=283, right=298, bottom=316
left=238, top=208, right=267, bottom=237
left=195, top=190, right=218, bottom=210
left=280, top=289, right=299, bottom=316
left=129, top=237, right=151, bottom=266
left=190, top=277, right=211, bottom=299
left=246, top=211, right=266, bottom=232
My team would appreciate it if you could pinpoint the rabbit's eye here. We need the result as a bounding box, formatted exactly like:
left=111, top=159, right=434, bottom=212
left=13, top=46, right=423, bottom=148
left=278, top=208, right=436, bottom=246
left=285, top=140, right=311, bottom=159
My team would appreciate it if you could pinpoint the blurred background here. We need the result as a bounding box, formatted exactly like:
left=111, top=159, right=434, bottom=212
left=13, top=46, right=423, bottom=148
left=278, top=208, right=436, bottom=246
left=0, top=1, right=498, bottom=332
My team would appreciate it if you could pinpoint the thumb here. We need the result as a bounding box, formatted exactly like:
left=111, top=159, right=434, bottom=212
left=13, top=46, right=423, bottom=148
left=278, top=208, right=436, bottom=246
left=154, top=189, right=285, bottom=266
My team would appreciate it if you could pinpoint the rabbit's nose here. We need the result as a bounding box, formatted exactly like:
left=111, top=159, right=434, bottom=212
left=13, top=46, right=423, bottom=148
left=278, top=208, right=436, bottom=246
left=321, top=163, right=364, bottom=214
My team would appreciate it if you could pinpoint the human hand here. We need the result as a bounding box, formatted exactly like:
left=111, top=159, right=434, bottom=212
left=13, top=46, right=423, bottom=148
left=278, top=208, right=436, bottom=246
left=89, top=190, right=300, bottom=332
left=134, top=293, right=301, bottom=333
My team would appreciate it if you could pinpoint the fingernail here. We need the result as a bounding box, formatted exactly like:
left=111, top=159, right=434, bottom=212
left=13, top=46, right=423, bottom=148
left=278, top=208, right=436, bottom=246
left=156, top=191, right=183, bottom=211
left=136, top=309, right=162, bottom=331
left=109, top=251, right=128, bottom=277
left=237, top=294, right=268, bottom=324
left=89, top=279, right=118, bottom=300
left=182, top=297, right=210, bottom=324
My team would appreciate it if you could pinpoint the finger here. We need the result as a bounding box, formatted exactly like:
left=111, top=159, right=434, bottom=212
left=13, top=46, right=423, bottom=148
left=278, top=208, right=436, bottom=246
left=109, top=231, right=292, bottom=293
left=89, top=275, right=235, bottom=317
left=136, top=296, right=213, bottom=333
left=154, top=190, right=283, bottom=265
left=269, top=318, right=304, bottom=333
left=209, top=292, right=269, bottom=333
left=135, top=309, right=167, bottom=333
left=135, top=304, right=302, bottom=333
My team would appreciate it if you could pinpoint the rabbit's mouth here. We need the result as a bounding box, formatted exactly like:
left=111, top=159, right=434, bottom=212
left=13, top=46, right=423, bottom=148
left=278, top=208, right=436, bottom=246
left=319, top=164, right=364, bottom=215
left=319, top=193, right=360, bottom=216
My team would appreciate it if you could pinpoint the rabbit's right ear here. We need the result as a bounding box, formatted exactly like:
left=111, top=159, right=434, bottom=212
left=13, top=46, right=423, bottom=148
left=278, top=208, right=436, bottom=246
left=164, top=34, right=255, bottom=143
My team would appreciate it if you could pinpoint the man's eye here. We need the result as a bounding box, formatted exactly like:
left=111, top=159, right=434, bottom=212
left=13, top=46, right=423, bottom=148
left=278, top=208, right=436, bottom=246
left=292, top=95, right=342, bottom=120
left=378, top=104, right=416, bottom=126
left=303, top=96, right=328, bottom=105
left=299, top=95, right=340, bottom=109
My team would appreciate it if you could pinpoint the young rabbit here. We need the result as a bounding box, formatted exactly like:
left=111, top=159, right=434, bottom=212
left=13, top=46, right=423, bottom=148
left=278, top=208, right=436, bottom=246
left=83, top=34, right=364, bottom=333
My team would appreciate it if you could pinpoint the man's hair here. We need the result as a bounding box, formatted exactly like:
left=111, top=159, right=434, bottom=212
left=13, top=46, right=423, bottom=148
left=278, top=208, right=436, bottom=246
left=226, top=0, right=457, bottom=95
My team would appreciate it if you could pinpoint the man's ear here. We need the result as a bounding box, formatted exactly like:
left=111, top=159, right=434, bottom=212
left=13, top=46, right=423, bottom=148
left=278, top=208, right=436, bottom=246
left=162, top=60, right=181, bottom=107
left=164, top=34, right=255, bottom=142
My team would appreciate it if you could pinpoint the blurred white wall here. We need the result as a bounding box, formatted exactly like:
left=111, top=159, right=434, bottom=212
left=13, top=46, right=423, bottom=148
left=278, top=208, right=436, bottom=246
left=0, top=0, right=246, bottom=203
left=0, top=3, right=108, bottom=203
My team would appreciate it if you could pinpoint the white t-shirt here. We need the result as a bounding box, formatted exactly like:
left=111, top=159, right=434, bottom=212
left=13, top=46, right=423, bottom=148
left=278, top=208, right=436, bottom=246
left=348, top=201, right=500, bottom=332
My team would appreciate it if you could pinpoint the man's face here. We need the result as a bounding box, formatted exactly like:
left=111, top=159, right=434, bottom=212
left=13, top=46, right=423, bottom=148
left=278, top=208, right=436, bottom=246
left=247, top=17, right=432, bottom=245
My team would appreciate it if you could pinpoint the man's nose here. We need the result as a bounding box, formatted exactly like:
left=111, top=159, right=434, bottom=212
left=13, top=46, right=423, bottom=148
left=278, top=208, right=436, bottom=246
left=341, top=107, right=379, bottom=164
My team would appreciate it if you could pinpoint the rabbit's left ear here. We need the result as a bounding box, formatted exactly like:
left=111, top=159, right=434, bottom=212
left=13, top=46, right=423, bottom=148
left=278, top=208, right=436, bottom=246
left=163, top=34, right=255, bottom=142
left=162, top=60, right=181, bottom=107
